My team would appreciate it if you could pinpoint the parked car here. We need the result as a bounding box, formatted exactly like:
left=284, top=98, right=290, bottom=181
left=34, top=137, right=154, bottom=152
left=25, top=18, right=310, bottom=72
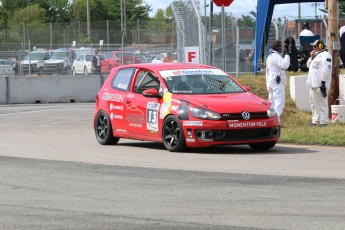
left=93, top=63, right=280, bottom=152
left=20, top=50, right=51, bottom=75
left=72, top=54, right=93, bottom=75
left=100, top=51, right=121, bottom=73
left=151, top=52, right=177, bottom=63
left=0, top=59, right=15, bottom=75
left=44, top=49, right=76, bottom=75
left=117, top=51, right=141, bottom=65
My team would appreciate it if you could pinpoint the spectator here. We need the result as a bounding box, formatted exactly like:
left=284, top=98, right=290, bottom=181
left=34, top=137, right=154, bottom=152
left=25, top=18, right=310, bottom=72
left=305, top=40, right=332, bottom=126
left=340, top=25, right=345, bottom=68
left=265, top=40, right=290, bottom=121
left=245, top=47, right=254, bottom=71
left=92, top=49, right=101, bottom=75
left=165, top=52, right=173, bottom=63
left=300, top=22, right=314, bottom=37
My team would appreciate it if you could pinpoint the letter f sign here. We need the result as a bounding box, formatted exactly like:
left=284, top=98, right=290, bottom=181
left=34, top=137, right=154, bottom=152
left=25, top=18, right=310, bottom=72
left=188, top=52, right=196, bottom=62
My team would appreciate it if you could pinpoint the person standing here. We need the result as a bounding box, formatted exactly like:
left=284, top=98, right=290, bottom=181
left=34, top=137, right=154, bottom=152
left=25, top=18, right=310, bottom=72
left=340, top=25, right=345, bottom=68
left=265, top=40, right=290, bottom=121
left=165, top=52, right=173, bottom=63
left=305, top=40, right=332, bottom=126
left=300, top=22, right=314, bottom=37
left=92, top=49, right=101, bottom=75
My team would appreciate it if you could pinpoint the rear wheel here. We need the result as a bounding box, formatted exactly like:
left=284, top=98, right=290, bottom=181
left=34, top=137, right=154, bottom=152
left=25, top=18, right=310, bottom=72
left=162, top=116, right=186, bottom=152
left=94, top=111, right=119, bottom=145
left=249, top=142, right=276, bottom=151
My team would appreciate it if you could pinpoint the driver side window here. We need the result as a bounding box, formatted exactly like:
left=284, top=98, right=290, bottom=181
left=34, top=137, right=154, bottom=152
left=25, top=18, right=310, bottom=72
left=134, top=71, right=160, bottom=94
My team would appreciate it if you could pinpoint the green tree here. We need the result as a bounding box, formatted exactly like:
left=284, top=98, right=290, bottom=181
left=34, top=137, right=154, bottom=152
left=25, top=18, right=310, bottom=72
left=11, top=4, right=46, bottom=24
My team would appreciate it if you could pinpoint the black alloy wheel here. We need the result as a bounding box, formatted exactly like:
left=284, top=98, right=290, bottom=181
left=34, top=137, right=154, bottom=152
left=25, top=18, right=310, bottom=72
left=94, top=111, right=119, bottom=145
left=162, top=116, right=186, bottom=152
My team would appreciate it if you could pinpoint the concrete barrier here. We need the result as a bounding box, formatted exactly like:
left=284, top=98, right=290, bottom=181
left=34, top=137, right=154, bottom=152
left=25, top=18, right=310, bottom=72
left=289, top=75, right=311, bottom=112
left=0, top=74, right=107, bottom=104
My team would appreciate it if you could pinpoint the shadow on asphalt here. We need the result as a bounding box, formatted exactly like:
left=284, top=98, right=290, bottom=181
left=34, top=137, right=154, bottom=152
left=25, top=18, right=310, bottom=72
left=116, top=141, right=317, bottom=155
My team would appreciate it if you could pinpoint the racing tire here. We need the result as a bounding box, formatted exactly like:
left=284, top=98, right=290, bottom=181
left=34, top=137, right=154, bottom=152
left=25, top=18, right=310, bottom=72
left=94, top=110, right=119, bottom=145
left=162, top=116, right=186, bottom=152
left=248, top=142, right=276, bottom=151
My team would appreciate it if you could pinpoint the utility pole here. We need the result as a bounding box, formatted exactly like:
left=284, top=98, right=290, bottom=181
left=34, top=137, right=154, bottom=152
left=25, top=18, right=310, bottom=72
left=298, top=2, right=301, bottom=35
left=327, top=0, right=339, bottom=117
left=87, top=0, right=91, bottom=41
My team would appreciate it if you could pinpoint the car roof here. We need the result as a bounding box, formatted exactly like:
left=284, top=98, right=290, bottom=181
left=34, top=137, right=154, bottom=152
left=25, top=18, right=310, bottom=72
left=115, top=63, right=217, bottom=71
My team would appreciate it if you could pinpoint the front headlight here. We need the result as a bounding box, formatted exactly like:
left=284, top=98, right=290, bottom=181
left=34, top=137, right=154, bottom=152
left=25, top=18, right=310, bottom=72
left=267, top=107, right=277, bottom=118
left=190, top=107, right=221, bottom=120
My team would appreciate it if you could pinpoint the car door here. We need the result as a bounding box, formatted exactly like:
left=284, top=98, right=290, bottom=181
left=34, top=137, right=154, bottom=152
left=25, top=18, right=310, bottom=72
left=74, top=55, right=84, bottom=73
left=107, top=67, right=136, bottom=133
left=124, top=69, right=162, bottom=137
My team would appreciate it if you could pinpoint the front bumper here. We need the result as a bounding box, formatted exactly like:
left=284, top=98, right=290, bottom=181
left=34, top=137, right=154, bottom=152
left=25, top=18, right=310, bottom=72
left=182, top=118, right=280, bottom=147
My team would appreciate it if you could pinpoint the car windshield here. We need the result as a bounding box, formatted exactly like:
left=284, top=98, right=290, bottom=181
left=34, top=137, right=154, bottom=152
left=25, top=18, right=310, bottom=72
left=23, top=52, right=46, bottom=60
left=160, top=69, right=244, bottom=94
left=50, top=51, right=69, bottom=59
left=85, top=55, right=93, bottom=61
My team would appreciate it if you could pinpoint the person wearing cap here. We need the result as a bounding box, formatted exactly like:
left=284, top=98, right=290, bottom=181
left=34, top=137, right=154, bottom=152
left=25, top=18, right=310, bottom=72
left=265, top=40, right=290, bottom=122
left=300, top=22, right=314, bottom=37
left=305, top=40, right=332, bottom=126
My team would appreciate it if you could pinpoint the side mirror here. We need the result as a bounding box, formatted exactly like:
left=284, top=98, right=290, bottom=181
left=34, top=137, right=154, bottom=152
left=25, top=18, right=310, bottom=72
left=142, top=88, right=161, bottom=98
left=243, top=86, right=251, bottom=92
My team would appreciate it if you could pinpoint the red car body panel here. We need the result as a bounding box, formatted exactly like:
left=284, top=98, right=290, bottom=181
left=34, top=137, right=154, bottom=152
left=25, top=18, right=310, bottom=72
left=94, top=63, right=280, bottom=150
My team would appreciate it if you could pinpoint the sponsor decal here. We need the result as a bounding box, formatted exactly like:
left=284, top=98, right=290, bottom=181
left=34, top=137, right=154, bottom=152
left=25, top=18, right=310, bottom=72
left=126, top=113, right=144, bottom=123
left=126, top=104, right=144, bottom=115
left=160, top=92, right=173, bottom=119
left=186, top=138, right=195, bottom=142
left=127, top=94, right=134, bottom=98
left=110, top=103, right=123, bottom=111
left=146, top=102, right=160, bottom=132
left=110, top=113, right=123, bottom=120
left=183, top=121, right=203, bottom=126
left=159, top=69, right=224, bottom=78
left=102, top=92, right=124, bottom=102
left=178, top=100, right=190, bottom=120
left=170, top=105, right=178, bottom=112
left=160, top=102, right=170, bottom=119
left=129, top=123, right=142, bottom=128
left=227, top=121, right=267, bottom=128
left=118, top=83, right=128, bottom=90
left=187, top=129, right=193, bottom=139
left=115, top=129, right=127, bottom=132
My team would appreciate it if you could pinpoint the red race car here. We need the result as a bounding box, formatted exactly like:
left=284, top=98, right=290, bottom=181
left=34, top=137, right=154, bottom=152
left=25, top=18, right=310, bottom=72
left=94, top=63, right=280, bottom=152
left=101, top=51, right=141, bottom=73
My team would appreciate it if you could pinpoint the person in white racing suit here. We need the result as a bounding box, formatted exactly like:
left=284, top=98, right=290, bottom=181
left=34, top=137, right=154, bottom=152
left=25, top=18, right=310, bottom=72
left=305, top=40, right=332, bottom=126
left=266, top=40, right=290, bottom=122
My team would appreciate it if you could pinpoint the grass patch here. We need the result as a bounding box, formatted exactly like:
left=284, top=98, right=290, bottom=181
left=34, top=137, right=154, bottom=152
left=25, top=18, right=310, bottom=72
left=235, top=72, right=345, bottom=146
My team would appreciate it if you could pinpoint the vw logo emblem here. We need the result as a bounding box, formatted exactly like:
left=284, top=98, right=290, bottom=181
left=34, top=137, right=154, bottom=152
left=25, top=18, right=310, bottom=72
left=242, top=111, right=250, bottom=120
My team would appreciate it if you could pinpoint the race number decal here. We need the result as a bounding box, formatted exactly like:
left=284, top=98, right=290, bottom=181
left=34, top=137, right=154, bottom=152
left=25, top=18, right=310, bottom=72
left=146, top=102, right=160, bottom=132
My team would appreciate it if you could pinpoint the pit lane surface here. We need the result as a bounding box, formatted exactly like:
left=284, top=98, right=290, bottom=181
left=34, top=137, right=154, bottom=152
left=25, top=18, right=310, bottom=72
left=0, top=103, right=345, bottom=229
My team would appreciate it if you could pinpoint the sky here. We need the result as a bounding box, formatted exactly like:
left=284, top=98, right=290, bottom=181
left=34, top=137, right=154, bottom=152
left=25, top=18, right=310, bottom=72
left=144, top=0, right=327, bottom=21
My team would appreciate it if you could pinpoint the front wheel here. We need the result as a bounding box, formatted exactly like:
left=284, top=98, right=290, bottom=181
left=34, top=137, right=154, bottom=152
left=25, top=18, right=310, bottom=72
left=248, top=142, right=276, bottom=151
left=94, top=111, right=119, bottom=145
left=162, top=116, right=186, bottom=152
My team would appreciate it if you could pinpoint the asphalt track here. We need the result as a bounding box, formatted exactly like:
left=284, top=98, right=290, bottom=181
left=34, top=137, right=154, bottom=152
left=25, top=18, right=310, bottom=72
left=0, top=103, right=345, bottom=229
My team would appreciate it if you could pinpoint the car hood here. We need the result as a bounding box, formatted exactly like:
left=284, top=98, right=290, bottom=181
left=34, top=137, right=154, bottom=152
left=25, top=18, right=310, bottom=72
left=45, top=59, right=66, bottom=64
left=175, top=92, right=270, bottom=113
left=20, top=60, right=41, bottom=64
